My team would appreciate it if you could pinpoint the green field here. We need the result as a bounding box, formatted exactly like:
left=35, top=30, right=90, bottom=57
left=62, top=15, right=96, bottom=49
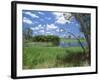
left=60, top=38, right=86, bottom=43
left=23, top=42, right=89, bottom=69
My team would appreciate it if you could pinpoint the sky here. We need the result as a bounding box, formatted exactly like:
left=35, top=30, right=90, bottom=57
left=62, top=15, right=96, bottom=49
left=22, top=10, right=85, bottom=38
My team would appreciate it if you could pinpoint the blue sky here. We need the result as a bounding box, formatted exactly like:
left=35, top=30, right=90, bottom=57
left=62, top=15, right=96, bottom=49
left=22, top=10, right=85, bottom=38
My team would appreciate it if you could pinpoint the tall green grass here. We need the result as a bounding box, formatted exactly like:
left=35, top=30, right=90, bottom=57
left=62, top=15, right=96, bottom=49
left=23, top=45, right=66, bottom=69
left=56, top=47, right=85, bottom=67
left=23, top=44, right=89, bottom=69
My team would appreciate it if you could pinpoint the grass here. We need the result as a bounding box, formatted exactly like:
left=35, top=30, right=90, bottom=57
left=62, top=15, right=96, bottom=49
left=24, top=42, right=53, bottom=47
left=23, top=44, right=66, bottom=69
left=60, top=38, right=86, bottom=43
left=23, top=42, right=89, bottom=69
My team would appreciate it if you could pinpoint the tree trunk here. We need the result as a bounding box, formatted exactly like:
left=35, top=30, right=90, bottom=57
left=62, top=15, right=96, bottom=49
left=74, top=14, right=91, bottom=65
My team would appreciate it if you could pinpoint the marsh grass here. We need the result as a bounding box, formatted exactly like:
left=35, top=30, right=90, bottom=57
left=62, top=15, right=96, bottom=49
left=23, top=42, right=89, bottom=69
left=23, top=43, right=66, bottom=69
left=56, top=47, right=85, bottom=67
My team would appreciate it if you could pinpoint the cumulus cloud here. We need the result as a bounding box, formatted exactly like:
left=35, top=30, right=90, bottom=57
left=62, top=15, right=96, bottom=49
left=46, top=24, right=57, bottom=30
left=30, top=27, right=36, bottom=31
left=53, top=12, right=71, bottom=24
left=24, top=12, right=39, bottom=18
left=40, top=30, right=45, bottom=33
left=46, top=32, right=51, bottom=34
left=46, top=32, right=53, bottom=35
left=38, top=12, right=44, bottom=15
left=23, top=17, right=32, bottom=24
left=30, top=27, right=38, bottom=31
left=56, top=29, right=60, bottom=32
left=37, top=24, right=42, bottom=28
left=60, top=29, right=64, bottom=32
left=52, top=12, right=66, bottom=24
left=30, top=24, right=43, bottom=31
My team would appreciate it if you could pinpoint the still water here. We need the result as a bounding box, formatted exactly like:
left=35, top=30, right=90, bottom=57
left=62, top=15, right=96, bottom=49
left=59, top=41, right=87, bottom=47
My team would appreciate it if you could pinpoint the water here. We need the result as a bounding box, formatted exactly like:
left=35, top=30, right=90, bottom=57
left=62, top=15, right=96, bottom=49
left=59, top=41, right=87, bottom=47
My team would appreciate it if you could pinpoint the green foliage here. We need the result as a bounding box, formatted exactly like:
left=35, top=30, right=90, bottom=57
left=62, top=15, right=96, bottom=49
left=32, top=35, right=60, bottom=46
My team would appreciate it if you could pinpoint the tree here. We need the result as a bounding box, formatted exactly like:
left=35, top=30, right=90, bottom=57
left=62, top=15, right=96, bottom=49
left=23, top=27, right=33, bottom=41
left=68, top=35, right=71, bottom=39
left=63, top=13, right=90, bottom=49
left=32, top=35, right=60, bottom=46
left=73, top=13, right=91, bottom=49
left=63, top=13, right=91, bottom=64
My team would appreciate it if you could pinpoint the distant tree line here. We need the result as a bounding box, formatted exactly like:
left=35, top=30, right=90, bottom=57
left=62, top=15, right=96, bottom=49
left=32, top=35, right=60, bottom=46
left=23, top=27, right=60, bottom=46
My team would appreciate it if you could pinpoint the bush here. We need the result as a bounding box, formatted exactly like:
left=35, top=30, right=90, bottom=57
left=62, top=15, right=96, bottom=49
left=32, top=35, right=60, bottom=46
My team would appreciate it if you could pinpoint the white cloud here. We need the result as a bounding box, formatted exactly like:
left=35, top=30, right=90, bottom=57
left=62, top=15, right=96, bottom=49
left=46, top=24, right=57, bottom=30
left=30, top=27, right=39, bottom=31
left=38, top=12, right=44, bottom=15
left=38, top=24, right=42, bottom=28
left=46, top=32, right=51, bottom=33
left=53, top=12, right=71, bottom=24
left=46, top=32, right=53, bottom=35
left=56, top=29, right=60, bottom=32
left=24, top=12, right=39, bottom=18
left=23, top=17, right=32, bottom=24
left=46, top=32, right=51, bottom=34
left=30, top=27, right=36, bottom=31
left=40, top=30, right=44, bottom=33
left=55, top=28, right=65, bottom=32
left=35, top=27, right=40, bottom=30
left=30, top=24, right=43, bottom=31
left=60, top=29, right=66, bottom=32
left=60, top=29, right=64, bottom=32
left=53, top=12, right=66, bottom=24
left=38, top=24, right=45, bottom=30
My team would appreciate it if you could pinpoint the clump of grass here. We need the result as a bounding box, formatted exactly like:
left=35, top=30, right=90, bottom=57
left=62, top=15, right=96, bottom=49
left=56, top=47, right=85, bottom=67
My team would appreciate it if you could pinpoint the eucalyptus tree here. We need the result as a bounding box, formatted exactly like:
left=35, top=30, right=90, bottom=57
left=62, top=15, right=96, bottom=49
left=63, top=12, right=91, bottom=64
left=63, top=13, right=91, bottom=50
